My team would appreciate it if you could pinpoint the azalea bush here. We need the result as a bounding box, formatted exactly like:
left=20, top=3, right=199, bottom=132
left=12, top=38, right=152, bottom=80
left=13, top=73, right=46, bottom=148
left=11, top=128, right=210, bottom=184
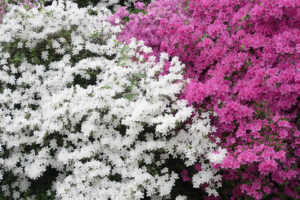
left=0, top=1, right=224, bottom=199
left=115, top=0, right=300, bottom=199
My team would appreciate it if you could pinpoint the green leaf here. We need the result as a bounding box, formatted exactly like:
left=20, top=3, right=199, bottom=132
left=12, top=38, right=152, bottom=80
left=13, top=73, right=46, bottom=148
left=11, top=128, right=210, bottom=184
left=133, top=73, right=146, bottom=79
left=124, top=93, right=136, bottom=101
left=201, top=33, right=210, bottom=41
left=101, top=86, right=111, bottom=89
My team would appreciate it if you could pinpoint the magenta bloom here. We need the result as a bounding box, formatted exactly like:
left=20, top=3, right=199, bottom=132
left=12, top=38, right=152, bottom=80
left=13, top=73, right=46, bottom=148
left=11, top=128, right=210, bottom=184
left=180, top=169, right=192, bottom=182
left=258, top=159, right=278, bottom=175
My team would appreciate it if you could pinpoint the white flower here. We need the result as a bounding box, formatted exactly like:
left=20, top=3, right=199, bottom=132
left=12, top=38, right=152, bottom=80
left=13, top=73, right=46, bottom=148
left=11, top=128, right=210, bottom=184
left=17, top=42, right=23, bottom=49
left=25, top=161, right=46, bottom=180
left=207, top=148, right=227, bottom=164
left=115, top=18, right=120, bottom=24
left=192, top=168, right=214, bottom=187
left=41, top=51, right=49, bottom=61
left=176, top=195, right=187, bottom=200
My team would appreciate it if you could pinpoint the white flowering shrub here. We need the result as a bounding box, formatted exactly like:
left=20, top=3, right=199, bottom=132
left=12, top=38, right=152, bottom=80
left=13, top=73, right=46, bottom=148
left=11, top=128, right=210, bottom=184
left=0, top=1, right=223, bottom=199
left=68, top=0, right=142, bottom=10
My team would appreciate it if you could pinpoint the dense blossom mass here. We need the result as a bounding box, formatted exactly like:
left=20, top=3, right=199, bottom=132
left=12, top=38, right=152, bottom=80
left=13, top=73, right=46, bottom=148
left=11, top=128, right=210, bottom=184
left=0, top=0, right=41, bottom=22
left=0, top=0, right=299, bottom=199
left=0, top=1, right=222, bottom=199
left=0, top=0, right=146, bottom=22
left=115, top=0, right=300, bottom=199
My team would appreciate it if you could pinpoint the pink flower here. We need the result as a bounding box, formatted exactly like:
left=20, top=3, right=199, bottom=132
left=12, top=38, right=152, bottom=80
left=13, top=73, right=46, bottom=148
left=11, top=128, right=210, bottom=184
left=273, top=150, right=286, bottom=162
left=258, top=159, right=278, bottom=175
left=237, top=151, right=258, bottom=164
left=194, top=163, right=202, bottom=171
left=180, top=169, right=192, bottom=182
left=277, top=120, right=291, bottom=128
left=134, top=2, right=145, bottom=10
left=263, top=186, right=271, bottom=194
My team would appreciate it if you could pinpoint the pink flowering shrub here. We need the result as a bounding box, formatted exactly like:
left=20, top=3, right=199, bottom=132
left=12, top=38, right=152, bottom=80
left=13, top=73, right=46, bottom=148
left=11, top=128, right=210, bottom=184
left=115, top=0, right=300, bottom=199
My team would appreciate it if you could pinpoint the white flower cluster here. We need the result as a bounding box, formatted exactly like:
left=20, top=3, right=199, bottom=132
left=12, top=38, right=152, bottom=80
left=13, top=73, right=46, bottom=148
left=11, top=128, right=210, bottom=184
left=0, top=1, right=222, bottom=199
left=94, top=0, right=137, bottom=11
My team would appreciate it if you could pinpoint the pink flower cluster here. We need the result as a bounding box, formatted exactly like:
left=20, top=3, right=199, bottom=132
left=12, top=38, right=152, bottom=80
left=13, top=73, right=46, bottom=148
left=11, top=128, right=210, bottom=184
left=114, top=0, right=300, bottom=199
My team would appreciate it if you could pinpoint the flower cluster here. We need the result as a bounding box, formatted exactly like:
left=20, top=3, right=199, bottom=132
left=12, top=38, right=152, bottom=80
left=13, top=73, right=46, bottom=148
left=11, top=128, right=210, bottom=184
left=115, top=0, right=300, bottom=199
left=93, top=0, right=136, bottom=11
left=0, top=1, right=220, bottom=199
left=0, top=0, right=152, bottom=23
left=71, top=0, right=149, bottom=11
left=0, top=0, right=42, bottom=22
